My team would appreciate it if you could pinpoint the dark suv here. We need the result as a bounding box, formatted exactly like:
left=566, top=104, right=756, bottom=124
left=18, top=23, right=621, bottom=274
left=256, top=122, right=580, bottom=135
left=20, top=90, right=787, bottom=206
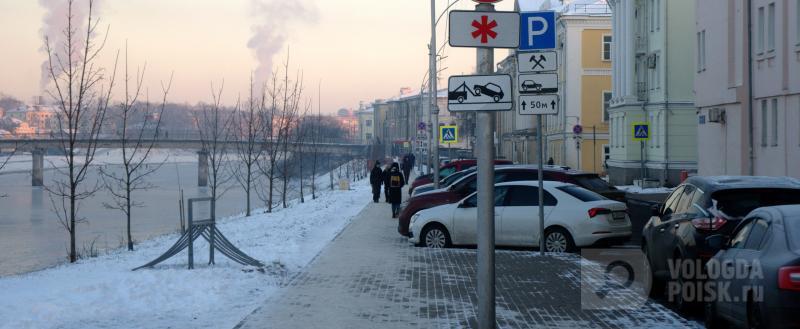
left=642, top=176, right=800, bottom=306
left=397, top=165, right=624, bottom=237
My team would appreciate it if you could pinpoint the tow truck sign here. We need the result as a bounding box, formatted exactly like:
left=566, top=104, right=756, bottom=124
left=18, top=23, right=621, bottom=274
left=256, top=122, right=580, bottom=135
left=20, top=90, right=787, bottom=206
left=447, top=74, right=513, bottom=112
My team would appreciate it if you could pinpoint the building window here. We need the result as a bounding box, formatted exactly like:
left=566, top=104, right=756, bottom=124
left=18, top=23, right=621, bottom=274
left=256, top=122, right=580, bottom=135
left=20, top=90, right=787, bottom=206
left=602, top=91, right=612, bottom=121
left=697, top=30, right=706, bottom=72
left=602, top=35, right=612, bottom=61
left=758, top=6, right=765, bottom=53
left=761, top=99, right=768, bottom=147
left=365, top=133, right=372, bottom=140
left=655, top=0, right=661, bottom=30
left=771, top=99, right=778, bottom=146
left=796, top=0, right=800, bottom=45
left=366, top=119, right=372, bottom=127
left=768, top=3, right=776, bottom=52
left=649, top=0, right=655, bottom=32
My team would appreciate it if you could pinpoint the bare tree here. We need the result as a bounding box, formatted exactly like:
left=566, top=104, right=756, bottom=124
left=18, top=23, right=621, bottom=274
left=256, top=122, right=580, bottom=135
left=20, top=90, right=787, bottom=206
left=99, top=45, right=173, bottom=251
left=44, top=0, right=118, bottom=263
left=277, top=66, right=304, bottom=208
left=291, top=98, right=311, bottom=203
left=255, top=71, right=280, bottom=213
left=232, top=75, right=264, bottom=217
left=309, top=81, right=321, bottom=199
left=195, top=82, right=235, bottom=204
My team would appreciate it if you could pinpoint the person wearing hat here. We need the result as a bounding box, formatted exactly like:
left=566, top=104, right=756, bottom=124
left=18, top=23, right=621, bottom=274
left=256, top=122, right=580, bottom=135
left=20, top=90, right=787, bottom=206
left=387, top=162, right=405, bottom=218
left=369, top=160, right=383, bottom=203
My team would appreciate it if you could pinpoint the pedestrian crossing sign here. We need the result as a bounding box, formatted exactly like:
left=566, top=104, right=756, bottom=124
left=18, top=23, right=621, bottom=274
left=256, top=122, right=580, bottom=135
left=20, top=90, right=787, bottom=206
left=632, top=122, right=650, bottom=141
left=440, top=125, right=458, bottom=144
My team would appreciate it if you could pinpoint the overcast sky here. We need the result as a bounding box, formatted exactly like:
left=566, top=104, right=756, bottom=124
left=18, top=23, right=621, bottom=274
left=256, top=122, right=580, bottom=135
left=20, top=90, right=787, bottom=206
left=0, top=0, right=517, bottom=114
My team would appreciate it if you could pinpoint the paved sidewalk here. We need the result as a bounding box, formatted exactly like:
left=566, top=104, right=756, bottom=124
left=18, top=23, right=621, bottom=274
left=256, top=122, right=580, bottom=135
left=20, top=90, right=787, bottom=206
left=236, top=190, right=699, bottom=328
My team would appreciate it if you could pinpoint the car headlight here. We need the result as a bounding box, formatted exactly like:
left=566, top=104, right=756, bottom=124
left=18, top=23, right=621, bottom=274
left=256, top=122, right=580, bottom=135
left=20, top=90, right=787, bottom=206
left=411, top=213, right=421, bottom=224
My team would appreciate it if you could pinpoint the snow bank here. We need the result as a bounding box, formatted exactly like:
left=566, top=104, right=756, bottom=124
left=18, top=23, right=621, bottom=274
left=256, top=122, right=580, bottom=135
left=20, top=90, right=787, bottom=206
left=0, top=180, right=371, bottom=329
left=615, top=185, right=674, bottom=194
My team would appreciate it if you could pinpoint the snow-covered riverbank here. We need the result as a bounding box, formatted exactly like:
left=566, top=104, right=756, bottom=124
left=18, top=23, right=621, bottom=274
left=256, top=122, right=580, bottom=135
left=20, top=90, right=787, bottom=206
left=0, top=179, right=371, bottom=329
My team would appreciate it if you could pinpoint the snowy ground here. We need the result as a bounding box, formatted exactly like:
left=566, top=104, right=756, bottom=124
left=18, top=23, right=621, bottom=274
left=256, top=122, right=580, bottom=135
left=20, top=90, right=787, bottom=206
left=0, top=179, right=372, bottom=329
left=615, top=185, right=674, bottom=194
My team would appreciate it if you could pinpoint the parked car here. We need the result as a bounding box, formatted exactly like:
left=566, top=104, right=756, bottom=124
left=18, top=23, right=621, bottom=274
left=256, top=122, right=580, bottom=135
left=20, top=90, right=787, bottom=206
left=408, top=181, right=631, bottom=252
left=398, top=165, right=626, bottom=237
left=408, top=159, right=512, bottom=195
left=411, top=168, right=475, bottom=197
left=521, top=80, right=542, bottom=91
left=704, top=205, right=800, bottom=329
left=641, top=176, right=800, bottom=309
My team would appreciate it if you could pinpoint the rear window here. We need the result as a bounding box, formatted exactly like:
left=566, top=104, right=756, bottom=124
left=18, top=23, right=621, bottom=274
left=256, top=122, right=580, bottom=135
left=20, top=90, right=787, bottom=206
left=557, top=185, right=608, bottom=202
left=572, top=175, right=615, bottom=191
left=712, top=188, right=800, bottom=218
left=784, top=218, right=800, bottom=250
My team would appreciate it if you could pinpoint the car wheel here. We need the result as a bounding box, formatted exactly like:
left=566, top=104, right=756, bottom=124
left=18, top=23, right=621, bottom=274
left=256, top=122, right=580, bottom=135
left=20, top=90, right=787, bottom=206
left=644, top=248, right=665, bottom=298
left=474, top=88, right=482, bottom=96
left=421, top=224, right=451, bottom=248
left=493, top=96, right=500, bottom=102
left=522, top=85, right=528, bottom=91
left=544, top=228, right=574, bottom=253
left=667, top=253, right=693, bottom=313
left=705, top=301, right=726, bottom=329
left=747, top=297, right=765, bottom=329
left=457, top=96, right=464, bottom=103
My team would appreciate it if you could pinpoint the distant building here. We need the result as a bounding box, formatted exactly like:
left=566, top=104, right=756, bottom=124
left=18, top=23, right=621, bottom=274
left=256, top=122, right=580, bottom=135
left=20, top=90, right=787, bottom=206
left=355, top=105, right=374, bottom=143
left=695, top=0, right=800, bottom=178
left=607, top=0, right=697, bottom=186
left=3, top=105, right=58, bottom=134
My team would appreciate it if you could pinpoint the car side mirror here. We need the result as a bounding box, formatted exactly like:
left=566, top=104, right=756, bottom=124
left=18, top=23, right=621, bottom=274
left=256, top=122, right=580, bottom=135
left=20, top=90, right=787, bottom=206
left=706, top=234, right=728, bottom=250
left=650, top=204, right=662, bottom=217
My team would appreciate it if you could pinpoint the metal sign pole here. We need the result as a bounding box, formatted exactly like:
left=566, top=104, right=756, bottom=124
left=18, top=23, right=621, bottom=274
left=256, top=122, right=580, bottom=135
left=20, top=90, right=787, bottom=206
left=538, top=115, right=545, bottom=256
left=430, top=0, right=441, bottom=186
left=475, top=4, right=496, bottom=329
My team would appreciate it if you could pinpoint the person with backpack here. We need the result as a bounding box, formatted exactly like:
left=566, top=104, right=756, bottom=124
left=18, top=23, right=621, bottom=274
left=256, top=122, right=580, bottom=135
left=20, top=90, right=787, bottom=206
left=387, top=162, right=405, bottom=218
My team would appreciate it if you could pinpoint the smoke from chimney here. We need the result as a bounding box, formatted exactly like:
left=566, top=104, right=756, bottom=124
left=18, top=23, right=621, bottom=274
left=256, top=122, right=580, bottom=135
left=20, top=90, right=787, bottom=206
left=247, top=0, right=317, bottom=89
left=38, top=0, right=102, bottom=91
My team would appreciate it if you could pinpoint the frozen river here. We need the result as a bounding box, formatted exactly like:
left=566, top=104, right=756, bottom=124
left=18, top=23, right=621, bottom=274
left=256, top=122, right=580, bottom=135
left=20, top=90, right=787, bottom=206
left=0, top=150, right=316, bottom=276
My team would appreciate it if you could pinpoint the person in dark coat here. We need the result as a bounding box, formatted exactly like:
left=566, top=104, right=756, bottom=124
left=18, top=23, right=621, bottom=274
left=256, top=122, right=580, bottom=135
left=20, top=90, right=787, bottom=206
left=547, top=157, right=555, bottom=166
left=387, top=163, right=405, bottom=218
left=382, top=164, right=391, bottom=203
left=369, top=160, right=383, bottom=203
left=408, top=153, right=416, bottom=172
left=401, top=154, right=412, bottom=182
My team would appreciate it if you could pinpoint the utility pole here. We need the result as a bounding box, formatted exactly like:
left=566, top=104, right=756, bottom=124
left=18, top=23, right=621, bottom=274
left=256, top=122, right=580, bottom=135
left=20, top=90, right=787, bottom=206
left=475, top=3, right=496, bottom=328
left=430, top=0, right=441, bottom=187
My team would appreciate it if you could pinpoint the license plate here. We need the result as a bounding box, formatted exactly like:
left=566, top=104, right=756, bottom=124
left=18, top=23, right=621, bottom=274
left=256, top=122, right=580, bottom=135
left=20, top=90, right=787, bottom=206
left=612, top=212, right=626, bottom=220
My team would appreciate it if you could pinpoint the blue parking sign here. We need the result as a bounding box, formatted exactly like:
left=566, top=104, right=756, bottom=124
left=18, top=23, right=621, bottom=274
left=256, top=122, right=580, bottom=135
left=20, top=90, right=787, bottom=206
left=519, top=11, right=556, bottom=51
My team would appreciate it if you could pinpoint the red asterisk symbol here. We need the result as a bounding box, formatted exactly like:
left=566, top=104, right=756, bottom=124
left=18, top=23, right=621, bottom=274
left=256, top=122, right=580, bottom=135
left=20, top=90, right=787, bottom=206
left=471, top=15, right=498, bottom=44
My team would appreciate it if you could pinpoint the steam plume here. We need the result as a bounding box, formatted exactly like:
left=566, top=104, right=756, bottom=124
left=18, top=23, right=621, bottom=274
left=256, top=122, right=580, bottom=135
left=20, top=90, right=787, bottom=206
left=248, top=0, right=317, bottom=88
left=38, top=0, right=102, bottom=91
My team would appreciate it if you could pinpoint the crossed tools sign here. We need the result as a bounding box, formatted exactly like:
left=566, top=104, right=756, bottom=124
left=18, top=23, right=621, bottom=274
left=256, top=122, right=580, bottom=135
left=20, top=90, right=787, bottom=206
left=529, top=54, right=546, bottom=70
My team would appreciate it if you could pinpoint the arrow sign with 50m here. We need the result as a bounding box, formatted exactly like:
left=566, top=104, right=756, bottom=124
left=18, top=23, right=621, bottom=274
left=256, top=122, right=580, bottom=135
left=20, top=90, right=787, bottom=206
left=518, top=95, right=558, bottom=115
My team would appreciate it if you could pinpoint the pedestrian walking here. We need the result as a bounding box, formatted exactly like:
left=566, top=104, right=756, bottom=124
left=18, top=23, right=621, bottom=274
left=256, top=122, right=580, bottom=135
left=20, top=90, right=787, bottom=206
left=387, top=163, right=405, bottom=218
left=369, top=160, right=383, bottom=203
left=382, top=164, right=391, bottom=203
left=547, top=157, right=554, bottom=166
left=401, top=154, right=412, bottom=183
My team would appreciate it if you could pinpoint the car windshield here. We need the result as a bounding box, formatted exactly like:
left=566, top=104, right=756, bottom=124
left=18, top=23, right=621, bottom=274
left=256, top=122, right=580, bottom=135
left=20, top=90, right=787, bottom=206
left=557, top=185, right=607, bottom=202
left=712, top=188, right=800, bottom=218
left=442, top=170, right=469, bottom=185
left=572, top=175, right=615, bottom=191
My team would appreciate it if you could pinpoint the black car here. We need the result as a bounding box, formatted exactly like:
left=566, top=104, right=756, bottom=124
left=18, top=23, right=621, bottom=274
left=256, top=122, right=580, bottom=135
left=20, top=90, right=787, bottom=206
left=704, top=205, right=800, bottom=329
left=473, top=83, right=504, bottom=102
left=642, top=176, right=800, bottom=309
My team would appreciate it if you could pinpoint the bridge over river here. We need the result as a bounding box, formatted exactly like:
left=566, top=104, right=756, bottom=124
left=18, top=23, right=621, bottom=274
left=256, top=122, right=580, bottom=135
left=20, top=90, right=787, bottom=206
left=0, top=135, right=370, bottom=187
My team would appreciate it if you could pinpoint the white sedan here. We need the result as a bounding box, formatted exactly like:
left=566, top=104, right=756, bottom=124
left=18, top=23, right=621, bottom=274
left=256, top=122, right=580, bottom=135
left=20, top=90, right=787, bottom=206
left=408, top=181, right=631, bottom=252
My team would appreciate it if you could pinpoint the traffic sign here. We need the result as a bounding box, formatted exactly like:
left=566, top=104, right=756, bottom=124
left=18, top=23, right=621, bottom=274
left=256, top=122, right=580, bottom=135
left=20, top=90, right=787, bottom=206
left=449, top=10, right=520, bottom=48
left=417, top=122, right=426, bottom=130
left=518, top=95, right=558, bottom=115
left=517, top=51, right=557, bottom=73
left=517, top=73, right=557, bottom=95
left=572, top=124, right=583, bottom=134
left=439, top=125, right=458, bottom=144
left=519, top=11, right=556, bottom=50
left=632, top=122, right=650, bottom=141
left=447, top=74, right=513, bottom=112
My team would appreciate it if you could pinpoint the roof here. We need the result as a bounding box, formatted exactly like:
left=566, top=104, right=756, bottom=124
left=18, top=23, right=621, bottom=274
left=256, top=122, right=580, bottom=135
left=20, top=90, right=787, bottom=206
left=685, top=175, right=800, bottom=192
left=518, top=0, right=610, bottom=15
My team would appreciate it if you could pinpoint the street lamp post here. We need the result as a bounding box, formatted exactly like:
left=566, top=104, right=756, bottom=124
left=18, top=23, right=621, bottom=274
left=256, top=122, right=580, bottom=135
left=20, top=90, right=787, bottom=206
left=429, top=0, right=441, bottom=188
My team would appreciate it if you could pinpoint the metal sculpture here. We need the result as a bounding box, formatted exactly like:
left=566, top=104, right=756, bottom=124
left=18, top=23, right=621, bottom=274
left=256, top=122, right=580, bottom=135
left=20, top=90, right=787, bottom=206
left=134, top=197, right=263, bottom=270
